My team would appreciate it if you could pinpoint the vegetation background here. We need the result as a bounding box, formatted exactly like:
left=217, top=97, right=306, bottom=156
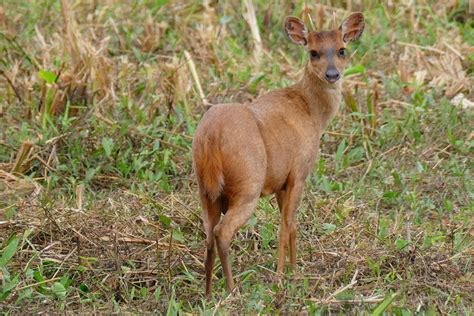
left=0, top=0, right=473, bottom=314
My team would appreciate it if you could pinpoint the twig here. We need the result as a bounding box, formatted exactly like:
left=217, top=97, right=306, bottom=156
left=243, top=0, right=263, bottom=65
left=311, top=295, right=384, bottom=304
left=113, top=230, right=120, bottom=272
left=435, top=248, right=472, bottom=265
left=398, top=41, right=446, bottom=55
left=325, top=131, right=351, bottom=137
left=0, top=69, right=24, bottom=105
left=76, top=184, right=84, bottom=210
left=378, top=99, right=414, bottom=108
left=170, top=195, right=202, bottom=229
left=183, top=50, right=208, bottom=106
left=442, top=40, right=464, bottom=60
left=316, top=269, right=359, bottom=303
left=52, top=247, right=77, bottom=279
left=99, top=236, right=186, bottom=248
left=157, top=127, right=193, bottom=140
left=44, top=132, right=72, bottom=145
left=70, top=227, right=100, bottom=248
left=0, top=220, right=18, bottom=228
left=305, top=6, right=316, bottom=31
left=11, top=141, right=34, bottom=173
left=16, top=277, right=62, bottom=291
left=212, top=284, right=241, bottom=315
left=33, top=154, right=57, bottom=172
left=167, top=229, right=173, bottom=288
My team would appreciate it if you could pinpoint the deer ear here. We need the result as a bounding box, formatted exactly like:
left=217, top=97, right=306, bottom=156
left=340, top=12, right=365, bottom=43
left=284, top=17, right=308, bottom=46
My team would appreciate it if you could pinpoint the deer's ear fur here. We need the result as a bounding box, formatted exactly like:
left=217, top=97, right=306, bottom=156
left=340, top=13, right=365, bottom=43
left=284, top=17, right=308, bottom=46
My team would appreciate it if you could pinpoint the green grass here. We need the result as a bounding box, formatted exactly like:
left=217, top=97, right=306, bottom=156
left=0, top=0, right=473, bottom=314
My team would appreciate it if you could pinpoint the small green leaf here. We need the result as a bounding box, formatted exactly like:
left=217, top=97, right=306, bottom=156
left=335, top=289, right=355, bottom=300
left=38, top=70, right=57, bottom=84
left=162, top=149, right=170, bottom=167
left=343, top=87, right=359, bottom=112
left=140, top=286, right=148, bottom=298
left=392, top=171, right=403, bottom=187
left=395, top=238, right=409, bottom=251
left=443, top=199, right=453, bottom=212
left=0, top=236, right=20, bottom=268
left=159, top=214, right=172, bottom=227
left=172, top=230, right=184, bottom=243
left=33, top=270, right=44, bottom=282
left=335, top=140, right=346, bottom=172
left=31, top=270, right=47, bottom=294
left=343, top=64, right=365, bottom=76
left=79, top=256, right=98, bottom=263
left=322, top=223, right=336, bottom=234
left=79, top=283, right=90, bottom=293
left=51, top=282, right=67, bottom=299
left=372, top=292, right=399, bottom=316
left=154, top=286, right=161, bottom=301
left=382, top=191, right=400, bottom=200
left=335, top=140, right=346, bottom=162
left=219, top=15, right=232, bottom=25
left=102, top=138, right=114, bottom=157
left=0, top=273, right=19, bottom=300
left=155, top=0, right=170, bottom=7
left=247, top=215, right=258, bottom=228
left=60, top=275, right=73, bottom=288
left=85, top=168, right=98, bottom=182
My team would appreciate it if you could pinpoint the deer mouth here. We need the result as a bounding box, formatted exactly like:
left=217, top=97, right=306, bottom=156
left=325, top=77, right=340, bottom=83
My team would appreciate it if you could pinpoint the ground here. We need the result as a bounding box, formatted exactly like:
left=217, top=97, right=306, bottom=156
left=0, top=0, right=473, bottom=314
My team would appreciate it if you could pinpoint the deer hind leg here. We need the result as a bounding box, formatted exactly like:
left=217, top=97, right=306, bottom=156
left=200, top=192, right=224, bottom=297
left=213, top=193, right=260, bottom=292
left=289, top=221, right=297, bottom=267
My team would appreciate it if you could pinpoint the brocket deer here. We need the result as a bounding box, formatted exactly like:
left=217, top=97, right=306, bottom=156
left=192, top=12, right=365, bottom=296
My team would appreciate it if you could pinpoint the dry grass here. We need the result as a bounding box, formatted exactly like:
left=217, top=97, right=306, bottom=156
left=0, top=0, right=473, bottom=314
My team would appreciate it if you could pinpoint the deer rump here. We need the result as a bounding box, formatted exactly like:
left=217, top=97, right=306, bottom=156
left=192, top=103, right=268, bottom=205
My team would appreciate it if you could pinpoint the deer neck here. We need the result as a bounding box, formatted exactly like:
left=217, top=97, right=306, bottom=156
left=296, top=64, right=342, bottom=132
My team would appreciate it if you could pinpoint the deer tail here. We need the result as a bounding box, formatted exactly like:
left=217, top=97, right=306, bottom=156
left=193, top=138, right=224, bottom=202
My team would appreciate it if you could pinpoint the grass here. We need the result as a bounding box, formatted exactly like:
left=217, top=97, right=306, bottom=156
left=0, top=0, right=473, bottom=314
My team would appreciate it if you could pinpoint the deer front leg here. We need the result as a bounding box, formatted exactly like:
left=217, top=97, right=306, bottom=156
left=276, top=180, right=304, bottom=274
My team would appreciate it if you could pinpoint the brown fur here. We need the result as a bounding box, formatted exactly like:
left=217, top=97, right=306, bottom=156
left=192, top=13, right=365, bottom=296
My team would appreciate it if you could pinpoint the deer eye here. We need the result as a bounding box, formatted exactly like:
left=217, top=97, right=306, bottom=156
left=309, top=50, right=320, bottom=59
left=338, top=48, right=346, bottom=57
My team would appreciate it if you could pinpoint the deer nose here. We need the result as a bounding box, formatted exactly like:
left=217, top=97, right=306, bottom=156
left=324, top=69, right=340, bottom=83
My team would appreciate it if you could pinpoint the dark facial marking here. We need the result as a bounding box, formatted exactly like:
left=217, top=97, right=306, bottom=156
left=321, top=48, right=340, bottom=83
left=309, top=50, right=320, bottom=59
left=338, top=48, right=346, bottom=58
left=322, top=47, right=336, bottom=65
